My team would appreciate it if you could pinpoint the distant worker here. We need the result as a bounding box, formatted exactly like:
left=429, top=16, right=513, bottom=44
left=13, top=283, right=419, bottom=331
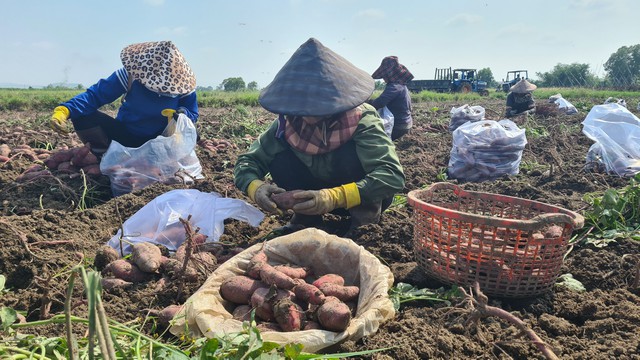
left=368, top=56, right=414, bottom=140
left=505, top=78, right=536, bottom=117
left=49, top=41, right=199, bottom=156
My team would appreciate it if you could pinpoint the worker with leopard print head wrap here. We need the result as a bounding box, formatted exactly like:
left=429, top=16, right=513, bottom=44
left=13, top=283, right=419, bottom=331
left=49, top=41, right=198, bottom=156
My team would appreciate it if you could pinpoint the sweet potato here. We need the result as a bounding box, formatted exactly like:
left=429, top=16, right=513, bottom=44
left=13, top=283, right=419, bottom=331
left=293, top=283, right=325, bottom=305
left=101, top=278, right=133, bottom=291
left=312, top=274, right=345, bottom=289
left=274, top=265, right=308, bottom=279
left=303, top=321, right=321, bottom=330
left=250, top=286, right=296, bottom=322
left=273, top=298, right=304, bottom=332
left=0, top=155, right=9, bottom=163
left=70, top=146, right=91, bottom=166
left=82, top=164, right=101, bottom=176
left=316, top=296, right=351, bottom=332
left=152, top=304, right=183, bottom=326
left=103, top=259, right=154, bottom=283
left=544, top=225, right=564, bottom=239
left=56, top=161, right=74, bottom=172
left=220, top=275, right=267, bottom=304
left=246, top=250, right=268, bottom=279
left=15, top=170, right=51, bottom=182
left=160, top=258, right=199, bottom=282
left=75, top=152, right=98, bottom=167
left=260, top=263, right=299, bottom=290
left=318, top=283, right=360, bottom=302
left=0, top=144, right=10, bottom=157
left=232, top=305, right=253, bottom=322
left=131, top=242, right=163, bottom=273
left=94, top=245, right=119, bottom=271
left=270, top=190, right=304, bottom=210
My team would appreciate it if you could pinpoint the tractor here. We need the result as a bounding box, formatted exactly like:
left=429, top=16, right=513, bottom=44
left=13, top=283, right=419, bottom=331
left=498, top=70, right=529, bottom=92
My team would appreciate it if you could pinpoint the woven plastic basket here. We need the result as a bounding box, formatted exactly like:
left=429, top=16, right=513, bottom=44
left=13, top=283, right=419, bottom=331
left=407, top=183, right=584, bottom=298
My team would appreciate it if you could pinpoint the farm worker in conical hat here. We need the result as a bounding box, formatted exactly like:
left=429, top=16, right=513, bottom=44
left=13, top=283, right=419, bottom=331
left=505, top=78, right=537, bottom=117
left=368, top=56, right=414, bottom=140
left=49, top=41, right=198, bottom=156
left=234, top=38, right=405, bottom=237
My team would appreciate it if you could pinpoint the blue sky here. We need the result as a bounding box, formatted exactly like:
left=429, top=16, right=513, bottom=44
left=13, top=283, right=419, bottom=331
left=2, top=0, right=638, bottom=88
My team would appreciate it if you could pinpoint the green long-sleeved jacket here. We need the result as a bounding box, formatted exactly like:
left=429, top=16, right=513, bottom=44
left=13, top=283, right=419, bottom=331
left=234, top=104, right=405, bottom=203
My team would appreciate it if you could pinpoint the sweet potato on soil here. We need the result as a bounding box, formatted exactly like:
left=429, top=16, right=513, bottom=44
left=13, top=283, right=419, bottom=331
left=70, top=146, right=91, bottom=166
left=15, top=170, right=52, bottom=182
left=270, top=190, right=305, bottom=210
left=94, top=245, right=119, bottom=271
left=160, top=258, right=199, bottom=282
left=273, top=298, right=304, bottom=332
left=101, top=278, right=133, bottom=291
left=293, top=282, right=325, bottom=305
left=317, top=296, right=351, bottom=332
left=131, top=242, right=163, bottom=273
left=81, top=164, right=101, bottom=176
left=220, top=275, right=268, bottom=304
left=260, top=263, right=300, bottom=290
left=0, top=155, right=9, bottom=163
left=103, top=259, right=154, bottom=283
left=152, top=304, right=183, bottom=326
left=274, top=264, right=309, bottom=279
left=312, top=274, right=345, bottom=289
left=232, top=305, right=253, bottom=322
left=318, top=283, right=360, bottom=302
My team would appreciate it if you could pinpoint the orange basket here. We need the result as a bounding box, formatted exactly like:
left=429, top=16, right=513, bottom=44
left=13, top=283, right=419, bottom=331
left=407, top=183, right=584, bottom=298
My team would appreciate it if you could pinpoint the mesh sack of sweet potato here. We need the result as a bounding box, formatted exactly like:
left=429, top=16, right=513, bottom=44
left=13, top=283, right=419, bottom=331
left=170, top=228, right=395, bottom=353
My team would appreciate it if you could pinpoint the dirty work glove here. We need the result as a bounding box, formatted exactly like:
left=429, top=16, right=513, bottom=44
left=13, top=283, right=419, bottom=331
left=50, top=106, right=70, bottom=134
left=161, top=108, right=186, bottom=122
left=247, top=179, right=285, bottom=215
left=292, top=183, right=361, bottom=216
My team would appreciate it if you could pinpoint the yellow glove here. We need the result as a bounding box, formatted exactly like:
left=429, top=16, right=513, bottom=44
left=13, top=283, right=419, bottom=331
left=50, top=106, right=70, bottom=134
left=161, top=109, right=176, bottom=123
left=292, top=183, right=361, bottom=215
left=247, top=179, right=285, bottom=215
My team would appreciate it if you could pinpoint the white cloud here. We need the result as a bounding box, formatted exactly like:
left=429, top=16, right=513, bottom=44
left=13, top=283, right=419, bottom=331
left=446, top=13, right=482, bottom=26
left=143, top=0, right=164, bottom=6
left=155, top=26, right=188, bottom=36
left=355, top=8, right=385, bottom=21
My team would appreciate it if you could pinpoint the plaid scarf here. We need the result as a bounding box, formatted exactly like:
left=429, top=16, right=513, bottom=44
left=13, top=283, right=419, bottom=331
left=371, top=56, right=414, bottom=85
left=278, top=106, right=362, bottom=155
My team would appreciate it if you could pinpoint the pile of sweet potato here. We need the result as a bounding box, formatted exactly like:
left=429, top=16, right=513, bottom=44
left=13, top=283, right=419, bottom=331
left=220, top=249, right=360, bottom=333
left=43, top=144, right=100, bottom=176
left=95, top=234, right=243, bottom=292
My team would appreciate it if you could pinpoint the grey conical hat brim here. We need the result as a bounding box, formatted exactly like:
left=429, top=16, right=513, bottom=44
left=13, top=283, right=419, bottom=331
left=259, top=38, right=374, bottom=116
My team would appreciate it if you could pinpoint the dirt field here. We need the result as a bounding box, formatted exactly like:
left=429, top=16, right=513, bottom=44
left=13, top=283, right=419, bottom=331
left=1, top=98, right=639, bottom=359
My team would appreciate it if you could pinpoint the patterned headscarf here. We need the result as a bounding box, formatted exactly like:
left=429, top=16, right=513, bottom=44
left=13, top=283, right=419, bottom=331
left=371, top=56, right=414, bottom=84
left=120, top=41, right=196, bottom=95
left=277, top=106, right=363, bottom=155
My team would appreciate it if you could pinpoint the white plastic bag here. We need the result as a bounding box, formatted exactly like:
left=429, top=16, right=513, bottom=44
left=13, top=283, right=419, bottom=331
left=447, top=119, right=527, bottom=182
left=582, top=103, right=640, bottom=177
left=106, top=189, right=264, bottom=255
left=377, top=106, right=394, bottom=137
left=548, top=94, right=577, bottom=115
left=449, top=104, right=485, bottom=132
left=100, top=113, right=204, bottom=196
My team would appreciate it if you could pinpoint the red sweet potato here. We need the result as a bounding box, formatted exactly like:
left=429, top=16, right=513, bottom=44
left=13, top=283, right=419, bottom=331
left=220, top=275, right=268, bottom=304
left=312, top=274, right=345, bottom=289
left=246, top=250, right=268, bottom=279
left=0, top=155, right=10, bottom=163
left=274, top=265, right=308, bottom=279
left=103, top=259, right=154, bottom=283
left=316, top=296, right=351, bottom=332
left=94, top=245, right=119, bottom=271
left=82, top=164, right=101, bottom=176
left=160, top=258, right=199, bottom=282
left=303, top=321, right=322, bottom=330
left=232, top=305, right=253, bottom=322
left=544, top=225, right=564, bottom=239
left=131, top=242, right=163, bottom=273
left=75, top=152, right=98, bottom=167
left=273, top=298, right=304, bottom=332
left=260, top=263, right=299, bottom=290
left=270, top=190, right=305, bottom=210
left=56, top=161, right=74, bottom=172
left=293, top=282, right=325, bottom=305
left=15, top=170, right=52, bottom=182
left=70, top=146, right=91, bottom=166
left=250, top=286, right=296, bottom=322
left=101, top=278, right=133, bottom=291
left=318, top=283, right=360, bottom=302
left=153, top=304, right=183, bottom=326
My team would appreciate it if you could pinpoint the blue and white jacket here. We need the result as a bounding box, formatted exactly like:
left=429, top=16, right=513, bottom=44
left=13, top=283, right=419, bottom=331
left=61, top=68, right=199, bottom=138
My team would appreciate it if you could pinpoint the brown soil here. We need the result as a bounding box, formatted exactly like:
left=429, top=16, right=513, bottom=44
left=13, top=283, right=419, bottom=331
left=1, top=99, right=639, bottom=359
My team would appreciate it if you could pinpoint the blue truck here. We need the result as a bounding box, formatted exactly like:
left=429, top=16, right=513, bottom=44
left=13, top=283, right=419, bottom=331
left=406, top=68, right=489, bottom=95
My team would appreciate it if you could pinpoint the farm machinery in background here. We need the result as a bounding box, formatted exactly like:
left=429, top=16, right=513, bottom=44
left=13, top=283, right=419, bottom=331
left=406, top=68, right=489, bottom=95
left=498, top=70, right=529, bottom=92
